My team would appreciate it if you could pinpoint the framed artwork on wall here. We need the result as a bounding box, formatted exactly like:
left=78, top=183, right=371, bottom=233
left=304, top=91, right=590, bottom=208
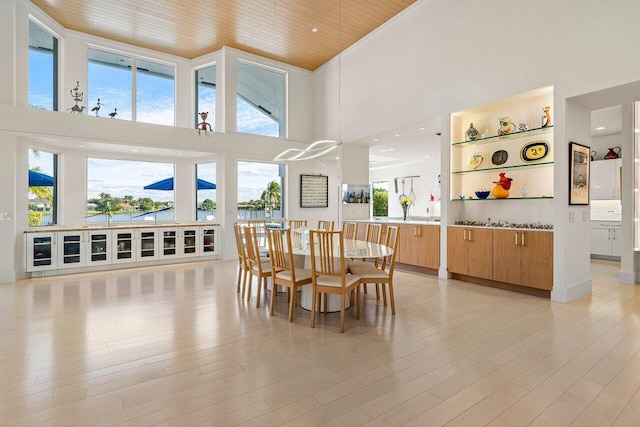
left=569, top=141, right=590, bottom=205
left=300, top=174, right=328, bottom=208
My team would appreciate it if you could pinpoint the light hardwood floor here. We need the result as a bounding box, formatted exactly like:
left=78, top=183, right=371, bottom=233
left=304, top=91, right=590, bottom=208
left=1, top=259, right=639, bottom=426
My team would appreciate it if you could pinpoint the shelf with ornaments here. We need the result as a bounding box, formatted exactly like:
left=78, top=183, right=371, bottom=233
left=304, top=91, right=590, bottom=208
left=449, top=86, right=554, bottom=202
left=342, top=184, right=371, bottom=204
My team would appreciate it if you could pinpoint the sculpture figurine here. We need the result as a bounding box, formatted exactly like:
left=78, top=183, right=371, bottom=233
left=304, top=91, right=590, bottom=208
left=108, top=108, right=118, bottom=119
left=541, top=106, right=551, bottom=127
left=68, top=80, right=85, bottom=114
left=91, top=98, right=105, bottom=117
left=197, top=111, right=212, bottom=134
left=492, top=172, right=513, bottom=198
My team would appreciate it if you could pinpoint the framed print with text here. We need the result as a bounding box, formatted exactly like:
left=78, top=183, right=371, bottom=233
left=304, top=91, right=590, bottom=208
left=569, top=141, right=590, bottom=205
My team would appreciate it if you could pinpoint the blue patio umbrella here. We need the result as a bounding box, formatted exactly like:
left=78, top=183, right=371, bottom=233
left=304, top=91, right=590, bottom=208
left=29, top=170, right=54, bottom=186
left=143, top=177, right=216, bottom=191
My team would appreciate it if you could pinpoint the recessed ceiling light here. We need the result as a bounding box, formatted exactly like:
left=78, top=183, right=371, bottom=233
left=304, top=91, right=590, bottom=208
left=596, top=126, right=606, bottom=130
left=424, top=155, right=430, bottom=158
left=373, top=138, right=379, bottom=142
left=380, top=148, right=396, bottom=152
left=419, top=127, right=425, bottom=131
left=78, top=144, right=85, bottom=148
left=312, top=28, right=318, bottom=33
left=394, top=133, right=400, bottom=137
left=177, top=153, right=182, bottom=156
left=335, top=156, right=340, bottom=160
left=132, top=149, right=138, bottom=152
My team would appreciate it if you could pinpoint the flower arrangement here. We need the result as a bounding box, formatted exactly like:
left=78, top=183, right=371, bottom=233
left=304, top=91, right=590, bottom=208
left=399, top=197, right=413, bottom=221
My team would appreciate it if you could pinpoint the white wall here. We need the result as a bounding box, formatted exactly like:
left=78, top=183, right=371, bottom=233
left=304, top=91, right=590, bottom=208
left=313, top=0, right=640, bottom=301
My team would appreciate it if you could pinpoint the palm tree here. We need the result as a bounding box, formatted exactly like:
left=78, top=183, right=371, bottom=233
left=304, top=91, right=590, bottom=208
left=260, top=181, right=281, bottom=217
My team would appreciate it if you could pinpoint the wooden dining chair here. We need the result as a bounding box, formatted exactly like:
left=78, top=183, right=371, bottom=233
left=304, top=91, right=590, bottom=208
left=309, top=229, right=361, bottom=333
left=289, top=219, right=307, bottom=248
left=247, top=219, right=267, bottom=248
left=348, top=222, right=383, bottom=297
left=266, top=228, right=314, bottom=322
left=233, top=223, right=249, bottom=294
left=349, top=225, right=399, bottom=314
left=243, top=225, right=271, bottom=307
left=342, top=221, right=358, bottom=240
left=317, top=220, right=335, bottom=231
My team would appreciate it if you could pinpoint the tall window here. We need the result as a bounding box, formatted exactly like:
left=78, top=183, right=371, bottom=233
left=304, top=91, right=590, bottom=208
left=236, top=61, right=285, bottom=138
left=196, top=162, right=216, bottom=221
left=86, top=158, right=174, bottom=223
left=88, top=49, right=132, bottom=120
left=195, top=65, right=216, bottom=130
left=372, top=181, right=389, bottom=217
left=237, top=161, right=284, bottom=221
left=28, top=148, right=57, bottom=226
left=28, top=20, right=58, bottom=110
left=136, top=59, right=175, bottom=126
left=88, top=48, right=175, bottom=125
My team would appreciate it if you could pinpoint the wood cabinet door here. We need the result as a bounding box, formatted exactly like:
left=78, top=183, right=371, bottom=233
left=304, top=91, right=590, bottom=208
left=396, top=224, right=415, bottom=265
left=467, top=228, right=493, bottom=280
left=447, top=227, right=469, bottom=275
left=520, top=231, right=553, bottom=290
left=492, top=229, right=522, bottom=285
left=419, top=225, right=440, bottom=270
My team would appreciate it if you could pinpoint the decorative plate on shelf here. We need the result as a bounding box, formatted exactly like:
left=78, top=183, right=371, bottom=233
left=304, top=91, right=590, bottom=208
left=466, top=152, right=484, bottom=169
left=491, top=149, right=508, bottom=166
left=521, top=140, right=550, bottom=162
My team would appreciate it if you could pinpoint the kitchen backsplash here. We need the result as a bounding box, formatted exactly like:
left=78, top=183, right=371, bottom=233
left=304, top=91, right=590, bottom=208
left=591, top=199, right=622, bottom=221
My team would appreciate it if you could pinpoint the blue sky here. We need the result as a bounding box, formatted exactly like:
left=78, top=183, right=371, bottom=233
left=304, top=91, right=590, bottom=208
left=29, top=49, right=283, bottom=205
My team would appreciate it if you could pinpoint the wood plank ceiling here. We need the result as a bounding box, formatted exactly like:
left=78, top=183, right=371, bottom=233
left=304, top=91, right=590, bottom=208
left=30, top=0, right=416, bottom=71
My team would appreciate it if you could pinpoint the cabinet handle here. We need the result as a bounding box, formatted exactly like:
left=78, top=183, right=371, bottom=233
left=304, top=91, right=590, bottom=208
left=463, top=229, right=467, bottom=241
left=521, top=232, right=525, bottom=246
left=608, top=229, right=611, bottom=240
left=468, top=229, right=472, bottom=242
left=515, top=233, right=518, bottom=246
left=612, top=230, right=616, bottom=240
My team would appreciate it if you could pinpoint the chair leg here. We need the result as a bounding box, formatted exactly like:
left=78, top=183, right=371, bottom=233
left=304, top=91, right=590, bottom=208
left=269, top=279, right=276, bottom=316
left=375, top=283, right=380, bottom=300
left=236, top=266, right=242, bottom=293
left=356, top=286, right=360, bottom=320
left=323, top=293, right=328, bottom=314
left=256, top=276, right=265, bottom=308
left=244, top=272, right=253, bottom=301
left=340, top=293, right=346, bottom=333
left=310, top=290, right=317, bottom=328
left=363, top=283, right=368, bottom=294
left=381, top=283, right=388, bottom=306
left=388, top=281, right=396, bottom=315
left=288, top=286, right=296, bottom=322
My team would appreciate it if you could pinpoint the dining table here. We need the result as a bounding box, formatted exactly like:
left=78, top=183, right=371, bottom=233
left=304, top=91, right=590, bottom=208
left=290, top=237, right=394, bottom=312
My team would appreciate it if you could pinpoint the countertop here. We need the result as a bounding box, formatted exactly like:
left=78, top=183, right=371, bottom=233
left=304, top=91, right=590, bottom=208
left=24, top=222, right=220, bottom=233
left=352, top=219, right=441, bottom=226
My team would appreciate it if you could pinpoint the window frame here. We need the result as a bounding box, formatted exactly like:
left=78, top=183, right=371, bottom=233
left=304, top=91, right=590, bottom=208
left=28, top=18, right=59, bottom=111
left=194, top=63, right=217, bottom=130
left=87, top=46, right=177, bottom=125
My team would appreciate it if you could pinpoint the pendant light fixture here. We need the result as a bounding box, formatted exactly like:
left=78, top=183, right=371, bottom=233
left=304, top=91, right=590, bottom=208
left=274, top=0, right=342, bottom=162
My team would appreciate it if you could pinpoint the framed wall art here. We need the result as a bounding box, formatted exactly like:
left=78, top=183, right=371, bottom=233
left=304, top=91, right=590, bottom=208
left=300, top=174, right=328, bottom=208
left=569, top=141, right=590, bottom=205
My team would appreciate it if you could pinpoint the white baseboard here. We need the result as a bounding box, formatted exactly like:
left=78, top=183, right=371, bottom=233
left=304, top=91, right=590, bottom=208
left=551, top=278, right=592, bottom=303
left=618, top=270, right=639, bottom=285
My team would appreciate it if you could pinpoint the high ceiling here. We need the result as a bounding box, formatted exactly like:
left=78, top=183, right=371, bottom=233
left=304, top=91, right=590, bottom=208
left=30, top=0, right=416, bottom=71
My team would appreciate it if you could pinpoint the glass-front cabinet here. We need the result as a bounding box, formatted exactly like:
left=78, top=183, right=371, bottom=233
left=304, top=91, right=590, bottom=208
left=138, top=229, right=159, bottom=261
left=201, top=226, right=217, bottom=256
left=57, top=231, right=84, bottom=269
left=87, top=231, right=110, bottom=265
left=181, top=227, right=199, bottom=258
left=26, top=232, right=57, bottom=271
left=159, top=228, right=179, bottom=259
left=112, top=229, right=136, bottom=264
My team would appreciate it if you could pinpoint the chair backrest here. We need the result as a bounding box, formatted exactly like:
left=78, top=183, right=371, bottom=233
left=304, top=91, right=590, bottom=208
left=247, top=219, right=267, bottom=247
left=289, top=219, right=307, bottom=230
left=310, top=229, right=347, bottom=286
left=243, top=226, right=267, bottom=273
left=233, top=223, right=247, bottom=266
left=380, top=225, right=400, bottom=274
left=342, top=222, right=358, bottom=240
left=267, top=227, right=296, bottom=277
left=365, top=223, right=383, bottom=244
left=318, top=220, right=335, bottom=231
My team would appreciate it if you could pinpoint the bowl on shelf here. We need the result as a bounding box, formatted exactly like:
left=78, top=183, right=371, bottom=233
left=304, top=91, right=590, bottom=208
left=475, top=190, right=490, bottom=199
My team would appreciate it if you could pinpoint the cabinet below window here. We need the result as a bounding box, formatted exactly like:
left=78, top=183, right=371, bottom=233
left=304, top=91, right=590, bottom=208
left=25, top=224, right=220, bottom=274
